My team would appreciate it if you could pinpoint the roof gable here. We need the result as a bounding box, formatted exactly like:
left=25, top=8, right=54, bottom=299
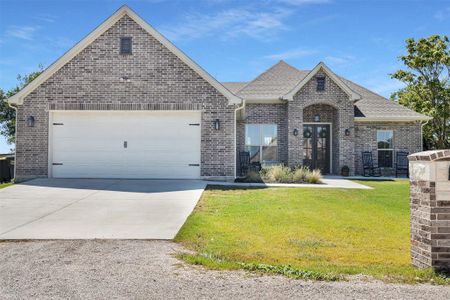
left=282, top=62, right=361, bottom=101
left=8, top=5, right=241, bottom=105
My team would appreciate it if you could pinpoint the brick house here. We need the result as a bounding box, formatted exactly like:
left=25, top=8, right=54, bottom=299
left=8, top=6, right=431, bottom=181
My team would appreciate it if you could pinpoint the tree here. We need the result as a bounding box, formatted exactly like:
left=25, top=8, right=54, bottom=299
left=391, top=35, right=450, bottom=149
left=0, top=67, right=43, bottom=145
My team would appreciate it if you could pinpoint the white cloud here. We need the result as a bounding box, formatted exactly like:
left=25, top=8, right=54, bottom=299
left=264, top=48, right=317, bottom=60
left=324, top=55, right=355, bottom=65
left=276, top=0, right=332, bottom=5
left=434, top=6, right=450, bottom=21
left=160, top=7, right=292, bottom=41
left=34, top=14, right=57, bottom=23
left=5, top=25, right=39, bottom=40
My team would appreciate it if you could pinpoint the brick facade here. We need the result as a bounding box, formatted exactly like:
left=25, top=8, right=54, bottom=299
left=235, top=74, right=422, bottom=176
left=289, top=72, right=355, bottom=175
left=15, top=15, right=236, bottom=180
left=354, top=122, right=422, bottom=176
left=14, top=14, right=425, bottom=180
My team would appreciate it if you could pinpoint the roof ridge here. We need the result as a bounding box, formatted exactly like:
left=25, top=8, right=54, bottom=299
left=237, top=60, right=286, bottom=93
left=238, top=60, right=305, bottom=95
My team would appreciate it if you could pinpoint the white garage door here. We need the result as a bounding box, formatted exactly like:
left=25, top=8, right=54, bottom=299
left=49, top=111, right=201, bottom=179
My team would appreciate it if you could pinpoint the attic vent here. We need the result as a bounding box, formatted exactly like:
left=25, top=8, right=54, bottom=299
left=120, top=37, right=132, bottom=54
left=316, top=76, right=325, bottom=91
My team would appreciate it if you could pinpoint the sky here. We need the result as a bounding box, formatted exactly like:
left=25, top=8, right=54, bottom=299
left=0, top=0, right=449, bottom=153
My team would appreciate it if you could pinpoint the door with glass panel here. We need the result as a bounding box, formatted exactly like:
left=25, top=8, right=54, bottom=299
left=303, top=124, right=331, bottom=174
left=245, top=124, right=278, bottom=164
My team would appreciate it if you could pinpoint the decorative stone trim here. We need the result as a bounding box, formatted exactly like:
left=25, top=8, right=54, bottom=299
left=409, top=150, right=450, bottom=161
left=48, top=102, right=204, bottom=111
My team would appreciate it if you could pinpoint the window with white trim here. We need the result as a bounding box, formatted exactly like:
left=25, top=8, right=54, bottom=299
left=377, top=130, right=394, bottom=167
left=245, top=124, right=277, bottom=163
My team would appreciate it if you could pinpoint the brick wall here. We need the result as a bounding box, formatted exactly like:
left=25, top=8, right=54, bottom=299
left=237, top=104, right=288, bottom=169
left=290, top=71, right=355, bottom=175
left=354, top=122, right=422, bottom=176
left=15, top=15, right=236, bottom=180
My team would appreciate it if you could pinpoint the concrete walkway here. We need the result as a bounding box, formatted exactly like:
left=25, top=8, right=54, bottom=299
left=0, top=179, right=206, bottom=239
left=209, top=178, right=372, bottom=189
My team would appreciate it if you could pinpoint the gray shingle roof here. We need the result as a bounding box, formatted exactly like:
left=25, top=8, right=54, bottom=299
left=222, top=82, right=248, bottom=93
left=220, top=61, right=430, bottom=120
left=235, top=61, right=309, bottom=100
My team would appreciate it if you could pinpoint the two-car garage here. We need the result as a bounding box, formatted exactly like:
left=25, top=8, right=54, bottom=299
left=48, top=111, right=202, bottom=179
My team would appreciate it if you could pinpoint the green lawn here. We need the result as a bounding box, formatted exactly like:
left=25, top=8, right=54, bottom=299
left=175, top=181, right=449, bottom=284
left=0, top=182, right=13, bottom=189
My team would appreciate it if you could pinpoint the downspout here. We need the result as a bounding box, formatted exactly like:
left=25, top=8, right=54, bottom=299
left=234, top=100, right=246, bottom=179
left=420, top=119, right=430, bottom=151
left=7, top=101, right=18, bottom=182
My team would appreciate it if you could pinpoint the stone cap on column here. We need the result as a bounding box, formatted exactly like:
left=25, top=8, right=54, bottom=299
left=408, top=150, right=450, bottom=162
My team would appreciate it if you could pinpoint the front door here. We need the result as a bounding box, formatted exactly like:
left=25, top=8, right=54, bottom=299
left=303, top=124, right=331, bottom=174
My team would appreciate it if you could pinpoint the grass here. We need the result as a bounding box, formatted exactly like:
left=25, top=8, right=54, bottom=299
left=0, top=182, right=13, bottom=189
left=175, top=181, right=449, bottom=284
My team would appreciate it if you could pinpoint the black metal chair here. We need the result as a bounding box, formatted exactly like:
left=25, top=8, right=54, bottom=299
left=362, top=151, right=381, bottom=177
left=239, top=151, right=250, bottom=176
left=395, top=151, right=409, bottom=178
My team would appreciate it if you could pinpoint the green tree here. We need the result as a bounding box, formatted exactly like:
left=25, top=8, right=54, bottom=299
left=391, top=35, right=450, bottom=149
left=0, top=67, right=43, bottom=145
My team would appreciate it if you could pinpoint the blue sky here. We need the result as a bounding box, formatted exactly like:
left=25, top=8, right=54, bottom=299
left=0, top=0, right=449, bottom=153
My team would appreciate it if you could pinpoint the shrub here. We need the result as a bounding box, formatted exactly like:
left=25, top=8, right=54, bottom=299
left=292, top=167, right=309, bottom=182
left=261, top=165, right=292, bottom=183
left=305, top=169, right=322, bottom=184
left=239, top=165, right=322, bottom=184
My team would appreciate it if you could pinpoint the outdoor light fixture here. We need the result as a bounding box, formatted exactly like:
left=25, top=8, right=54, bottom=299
left=345, top=128, right=350, bottom=136
left=293, top=128, right=299, bottom=136
left=314, top=114, right=320, bottom=122
left=26, top=116, right=35, bottom=127
left=214, top=119, right=220, bottom=130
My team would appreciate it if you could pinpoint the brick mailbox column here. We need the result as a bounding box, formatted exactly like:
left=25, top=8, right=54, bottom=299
left=409, top=150, right=450, bottom=270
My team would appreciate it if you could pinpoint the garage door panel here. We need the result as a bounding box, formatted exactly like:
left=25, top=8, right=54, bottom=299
left=50, top=111, right=201, bottom=179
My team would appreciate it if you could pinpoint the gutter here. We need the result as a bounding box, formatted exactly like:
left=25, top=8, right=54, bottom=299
left=233, top=100, right=246, bottom=178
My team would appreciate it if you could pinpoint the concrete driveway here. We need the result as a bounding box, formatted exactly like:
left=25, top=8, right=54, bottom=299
left=0, top=179, right=206, bottom=239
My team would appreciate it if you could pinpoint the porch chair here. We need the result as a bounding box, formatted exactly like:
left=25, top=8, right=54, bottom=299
left=361, top=151, right=381, bottom=177
left=395, top=151, right=409, bottom=178
left=239, top=151, right=250, bottom=176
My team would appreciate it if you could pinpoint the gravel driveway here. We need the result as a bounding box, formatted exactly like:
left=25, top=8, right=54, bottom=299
left=0, top=240, right=448, bottom=299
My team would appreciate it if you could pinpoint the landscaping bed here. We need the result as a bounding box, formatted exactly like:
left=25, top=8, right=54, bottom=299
left=237, top=165, right=322, bottom=184
left=175, top=180, right=449, bottom=284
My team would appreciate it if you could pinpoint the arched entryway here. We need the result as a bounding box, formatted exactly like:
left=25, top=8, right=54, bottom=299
left=302, top=104, right=339, bottom=174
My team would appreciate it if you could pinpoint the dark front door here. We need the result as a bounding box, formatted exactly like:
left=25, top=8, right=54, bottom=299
left=303, top=124, right=331, bottom=174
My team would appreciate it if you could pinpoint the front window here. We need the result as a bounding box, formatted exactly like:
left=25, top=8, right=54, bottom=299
left=245, top=124, right=278, bottom=164
left=377, top=130, right=393, bottom=167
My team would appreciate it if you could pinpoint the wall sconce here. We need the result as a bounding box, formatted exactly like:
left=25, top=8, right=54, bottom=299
left=213, top=119, right=220, bottom=130
left=26, top=116, right=35, bottom=127
left=293, top=128, right=299, bottom=136
left=119, top=76, right=131, bottom=82
left=314, top=114, right=320, bottom=122
left=345, top=128, right=350, bottom=136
